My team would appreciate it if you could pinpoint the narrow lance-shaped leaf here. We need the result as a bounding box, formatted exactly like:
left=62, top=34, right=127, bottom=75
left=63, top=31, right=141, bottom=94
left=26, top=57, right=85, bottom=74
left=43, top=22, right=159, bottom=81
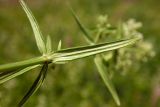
left=0, top=65, right=40, bottom=84
left=94, top=55, right=120, bottom=106
left=20, top=0, right=46, bottom=54
left=71, top=9, right=102, bottom=44
left=72, top=12, right=120, bottom=104
left=69, top=6, right=94, bottom=44
left=46, top=35, right=52, bottom=54
left=94, top=30, right=102, bottom=43
left=0, top=37, right=140, bottom=72
left=18, top=63, right=48, bottom=106
left=52, top=37, right=140, bottom=63
left=57, top=40, right=62, bottom=51
left=0, top=69, right=18, bottom=79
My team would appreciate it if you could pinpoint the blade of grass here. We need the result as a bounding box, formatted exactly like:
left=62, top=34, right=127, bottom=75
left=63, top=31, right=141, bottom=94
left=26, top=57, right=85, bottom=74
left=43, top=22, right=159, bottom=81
left=46, top=35, right=52, bottom=54
left=18, top=62, right=48, bottom=106
left=0, top=65, right=40, bottom=84
left=20, top=0, right=46, bottom=54
left=94, top=55, right=120, bottom=106
left=69, top=6, right=94, bottom=44
left=52, top=37, right=140, bottom=63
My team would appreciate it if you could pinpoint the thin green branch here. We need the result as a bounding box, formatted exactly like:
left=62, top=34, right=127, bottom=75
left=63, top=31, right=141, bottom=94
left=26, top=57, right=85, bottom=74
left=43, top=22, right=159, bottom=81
left=0, top=56, right=46, bottom=72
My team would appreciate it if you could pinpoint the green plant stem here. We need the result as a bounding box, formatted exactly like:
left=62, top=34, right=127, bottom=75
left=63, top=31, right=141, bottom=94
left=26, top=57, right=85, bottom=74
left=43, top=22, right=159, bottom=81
left=0, top=56, right=47, bottom=72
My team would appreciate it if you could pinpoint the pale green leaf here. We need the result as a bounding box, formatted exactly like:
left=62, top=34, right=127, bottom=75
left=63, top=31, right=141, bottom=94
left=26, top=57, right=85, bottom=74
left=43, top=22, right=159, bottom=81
left=57, top=40, right=62, bottom=51
left=20, top=0, right=46, bottom=54
left=0, top=37, right=140, bottom=72
left=94, top=55, right=120, bottom=106
left=18, top=63, right=48, bottom=106
left=52, top=37, right=140, bottom=63
left=46, top=35, right=52, bottom=54
left=69, top=6, right=94, bottom=44
left=0, top=65, right=40, bottom=84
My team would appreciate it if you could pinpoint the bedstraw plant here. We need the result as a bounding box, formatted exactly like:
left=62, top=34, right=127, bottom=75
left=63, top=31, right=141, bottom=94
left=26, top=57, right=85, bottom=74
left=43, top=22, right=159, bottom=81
left=0, top=0, right=141, bottom=106
left=70, top=5, right=155, bottom=107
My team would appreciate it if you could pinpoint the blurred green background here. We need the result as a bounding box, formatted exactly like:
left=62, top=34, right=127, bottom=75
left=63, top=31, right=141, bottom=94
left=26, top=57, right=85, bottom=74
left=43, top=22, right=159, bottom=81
left=0, top=0, right=159, bottom=107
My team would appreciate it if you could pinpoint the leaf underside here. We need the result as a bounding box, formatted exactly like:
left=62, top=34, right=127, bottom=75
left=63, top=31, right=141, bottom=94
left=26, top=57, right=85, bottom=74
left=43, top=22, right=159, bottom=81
left=52, top=37, right=140, bottom=63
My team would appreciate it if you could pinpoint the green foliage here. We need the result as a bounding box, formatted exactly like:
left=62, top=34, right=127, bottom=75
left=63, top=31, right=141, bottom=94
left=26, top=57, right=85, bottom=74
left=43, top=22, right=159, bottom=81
left=20, top=0, right=46, bottom=54
left=69, top=6, right=94, bottom=44
left=94, top=55, right=120, bottom=106
left=0, top=0, right=140, bottom=106
left=0, top=0, right=158, bottom=107
left=46, top=35, right=52, bottom=54
left=18, top=63, right=48, bottom=106
left=57, top=40, right=62, bottom=51
left=70, top=8, right=121, bottom=105
left=0, top=65, right=40, bottom=84
left=70, top=7, right=155, bottom=106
